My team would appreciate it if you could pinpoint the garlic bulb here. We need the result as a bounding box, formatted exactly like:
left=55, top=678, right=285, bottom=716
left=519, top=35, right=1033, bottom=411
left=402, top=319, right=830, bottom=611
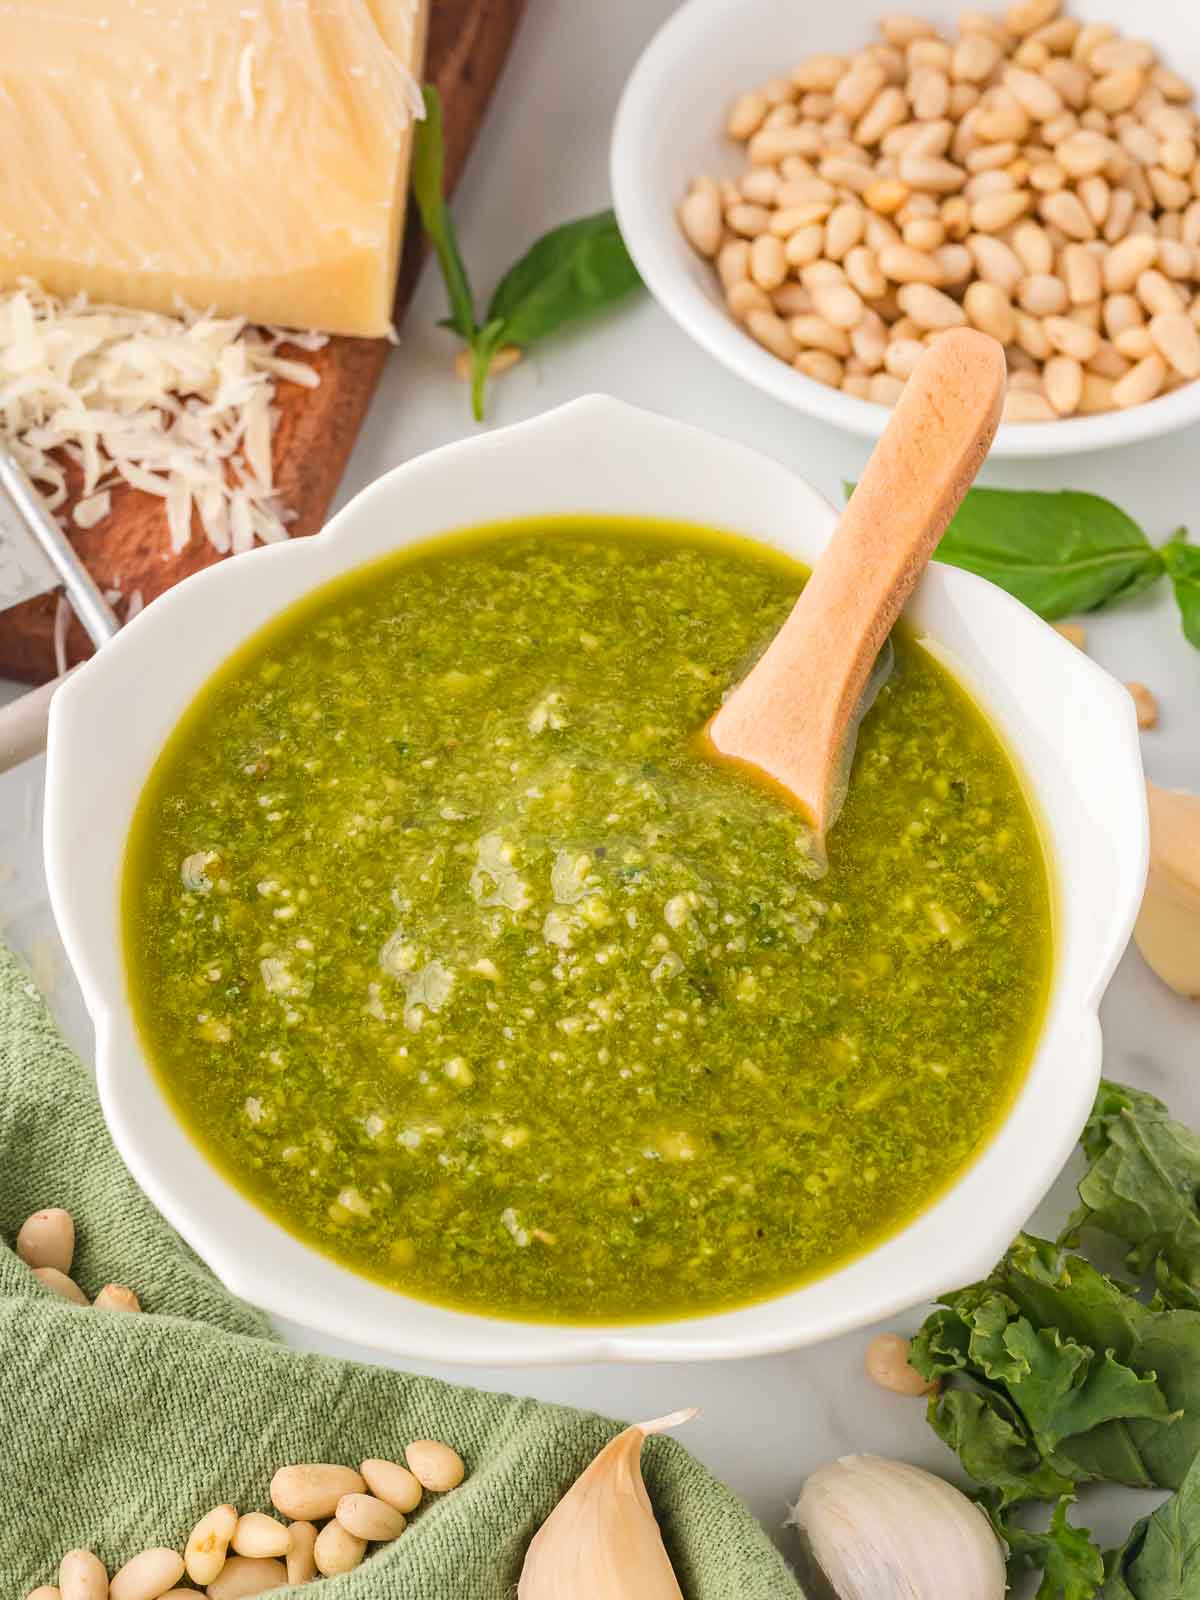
left=1135, top=781, right=1200, bottom=999
left=518, top=1409, right=695, bottom=1599
left=787, top=1454, right=1006, bottom=1600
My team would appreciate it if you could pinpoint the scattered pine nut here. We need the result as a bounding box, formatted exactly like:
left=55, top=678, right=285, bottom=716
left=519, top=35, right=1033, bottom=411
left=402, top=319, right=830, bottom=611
left=865, top=1332, right=937, bottom=1395
left=109, top=1550, right=184, bottom=1600
left=94, top=1284, right=140, bottom=1314
left=231, top=1515, right=290, bottom=1561
left=1053, top=620, right=1087, bottom=647
left=185, top=1505, right=237, bottom=1587
left=33, top=1266, right=88, bottom=1305
left=405, top=1440, right=466, bottom=1493
left=313, top=1522, right=365, bottom=1579
left=1127, top=681, right=1159, bottom=729
left=335, top=1494, right=406, bottom=1543
left=452, top=345, right=523, bottom=384
left=16, top=1208, right=74, bottom=1274
left=206, top=1557, right=287, bottom=1600
left=285, top=1525, right=317, bottom=1587
left=270, top=1464, right=366, bottom=1523
left=58, top=1551, right=107, bottom=1600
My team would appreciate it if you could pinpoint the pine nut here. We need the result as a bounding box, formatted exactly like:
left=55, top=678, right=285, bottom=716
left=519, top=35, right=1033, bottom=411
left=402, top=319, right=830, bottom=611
left=231, top=1516, right=290, bottom=1561
left=206, top=1558, right=286, bottom=1600
left=1154, top=67, right=1194, bottom=104
left=967, top=233, right=1024, bottom=293
left=93, top=1284, right=140, bottom=1313
left=16, top=1209, right=74, bottom=1274
left=1044, top=353, right=1084, bottom=413
left=1112, top=352, right=1167, bottom=405
left=750, top=234, right=788, bottom=290
left=1013, top=221, right=1054, bottom=274
left=825, top=201, right=866, bottom=260
left=856, top=86, right=909, bottom=147
left=865, top=1331, right=936, bottom=1394
left=1029, top=161, right=1067, bottom=192
left=1104, top=292, right=1144, bottom=336
left=1089, top=338, right=1132, bottom=377
left=1044, top=315, right=1100, bottom=360
left=1079, top=371, right=1118, bottom=410
left=1005, top=66, right=1062, bottom=123
left=783, top=226, right=825, bottom=268
left=361, top=1458, right=424, bottom=1514
left=748, top=125, right=821, bottom=165
left=1103, top=186, right=1137, bottom=242
left=59, top=1553, right=107, bottom=1600
left=796, top=349, right=846, bottom=385
left=882, top=338, right=924, bottom=379
left=813, top=282, right=866, bottom=328
left=1115, top=325, right=1155, bottom=359
left=1018, top=273, right=1069, bottom=315
left=270, top=1464, right=366, bottom=1523
left=739, top=167, right=781, bottom=205
left=1039, top=188, right=1095, bottom=238
left=1015, top=309, right=1053, bottom=357
left=405, top=1439, right=466, bottom=1493
left=725, top=203, right=771, bottom=238
left=868, top=372, right=906, bottom=404
left=1127, top=682, right=1159, bottom=729
left=896, top=282, right=967, bottom=328
left=185, top=1506, right=237, bottom=1587
left=772, top=283, right=815, bottom=316
left=1149, top=167, right=1191, bottom=211
left=313, top=1523, right=365, bottom=1579
left=1149, top=310, right=1200, bottom=376
left=335, top=1493, right=407, bottom=1543
left=284, top=1524, right=316, bottom=1587
left=899, top=154, right=967, bottom=193
left=1005, top=0, right=1060, bottom=37
left=1160, top=239, right=1195, bottom=279
left=27, top=1590, right=61, bottom=1600
left=953, top=34, right=1001, bottom=84
left=34, top=1266, right=87, bottom=1304
left=792, top=55, right=847, bottom=92
left=727, top=281, right=772, bottom=319
left=844, top=245, right=888, bottom=299
left=864, top=176, right=910, bottom=215
left=1078, top=175, right=1111, bottom=227
left=1137, top=268, right=1185, bottom=316
left=109, top=1551, right=183, bottom=1600
left=850, top=310, right=889, bottom=367
left=1003, top=388, right=1058, bottom=420
left=834, top=60, right=887, bottom=120
left=964, top=280, right=1017, bottom=342
left=771, top=199, right=833, bottom=233
left=1104, top=232, right=1159, bottom=290
left=728, top=90, right=769, bottom=140
left=1057, top=132, right=1116, bottom=178
left=748, top=308, right=799, bottom=360
left=1043, top=59, right=1090, bottom=111
left=842, top=373, right=874, bottom=398
left=878, top=241, right=946, bottom=284
left=792, top=310, right=851, bottom=352
left=971, top=190, right=1032, bottom=230
left=716, top=240, right=750, bottom=290
left=1062, top=243, right=1102, bottom=304
left=968, top=142, right=1019, bottom=174
left=1091, top=69, right=1145, bottom=115
left=678, top=189, right=723, bottom=258
left=1092, top=39, right=1156, bottom=73
left=904, top=216, right=947, bottom=253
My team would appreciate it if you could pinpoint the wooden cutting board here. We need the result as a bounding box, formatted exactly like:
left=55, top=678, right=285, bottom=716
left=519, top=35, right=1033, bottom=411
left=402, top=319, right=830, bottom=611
left=0, top=0, right=527, bottom=684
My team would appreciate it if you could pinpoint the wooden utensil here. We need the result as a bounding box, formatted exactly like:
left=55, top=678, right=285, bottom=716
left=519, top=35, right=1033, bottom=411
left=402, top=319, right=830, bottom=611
left=705, top=328, right=1006, bottom=846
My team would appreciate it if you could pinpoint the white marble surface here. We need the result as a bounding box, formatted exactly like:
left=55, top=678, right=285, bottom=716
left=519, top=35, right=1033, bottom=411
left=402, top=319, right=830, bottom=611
left=7, top=0, right=1200, bottom=1578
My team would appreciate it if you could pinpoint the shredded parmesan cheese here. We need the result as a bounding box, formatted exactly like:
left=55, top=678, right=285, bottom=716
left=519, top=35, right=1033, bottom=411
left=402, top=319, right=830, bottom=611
left=0, top=279, right=328, bottom=559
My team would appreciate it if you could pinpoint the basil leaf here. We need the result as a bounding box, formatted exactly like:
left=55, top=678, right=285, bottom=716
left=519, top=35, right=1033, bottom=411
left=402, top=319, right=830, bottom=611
left=1101, top=1450, right=1200, bottom=1598
left=411, top=86, right=478, bottom=343
left=998, top=1500, right=1106, bottom=1600
left=485, top=209, right=641, bottom=349
left=1070, top=1079, right=1200, bottom=1311
left=936, top=489, right=1166, bottom=619
left=1163, top=533, right=1200, bottom=649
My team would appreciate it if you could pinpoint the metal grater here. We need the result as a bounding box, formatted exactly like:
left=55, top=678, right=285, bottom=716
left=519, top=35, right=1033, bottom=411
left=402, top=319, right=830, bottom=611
left=0, top=444, right=122, bottom=770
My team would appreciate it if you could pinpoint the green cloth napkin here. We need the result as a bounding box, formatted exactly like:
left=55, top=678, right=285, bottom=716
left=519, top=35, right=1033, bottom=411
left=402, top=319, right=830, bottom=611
left=0, top=941, right=804, bottom=1598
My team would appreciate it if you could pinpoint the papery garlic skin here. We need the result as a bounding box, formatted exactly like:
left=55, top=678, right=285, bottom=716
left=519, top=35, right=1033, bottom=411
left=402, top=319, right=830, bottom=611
left=1135, top=782, right=1200, bottom=999
left=787, top=1454, right=1005, bottom=1600
left=518, top=1410, right=695, bottom=1600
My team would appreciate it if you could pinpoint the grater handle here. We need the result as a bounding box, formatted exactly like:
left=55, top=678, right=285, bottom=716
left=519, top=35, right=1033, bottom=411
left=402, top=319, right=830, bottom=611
left=0, top=672, right=70, bottom=774
left=0, top=446, right=121, bottom=651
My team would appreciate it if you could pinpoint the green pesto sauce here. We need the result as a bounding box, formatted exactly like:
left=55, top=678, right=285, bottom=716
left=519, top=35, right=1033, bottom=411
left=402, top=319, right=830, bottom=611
left=124, top=519, right=1052, bottom=1323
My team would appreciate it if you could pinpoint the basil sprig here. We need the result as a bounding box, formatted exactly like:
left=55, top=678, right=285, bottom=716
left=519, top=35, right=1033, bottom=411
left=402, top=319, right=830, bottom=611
left=847, top=483, right=1200, bottom=649
left=411, top=87, right=641, bottom=420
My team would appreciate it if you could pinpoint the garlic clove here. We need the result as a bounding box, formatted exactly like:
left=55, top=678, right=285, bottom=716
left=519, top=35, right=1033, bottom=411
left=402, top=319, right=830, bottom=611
left=518, top=1410, right=696, bottom=1599
left=787, top=1453, right=1006, bottom=1600
left=1134, top=781, right=1200, bottom=999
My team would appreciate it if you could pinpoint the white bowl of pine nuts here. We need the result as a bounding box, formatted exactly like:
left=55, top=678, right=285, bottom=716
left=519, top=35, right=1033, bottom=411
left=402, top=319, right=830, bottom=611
left=611, top=0, right=1200, bottom=455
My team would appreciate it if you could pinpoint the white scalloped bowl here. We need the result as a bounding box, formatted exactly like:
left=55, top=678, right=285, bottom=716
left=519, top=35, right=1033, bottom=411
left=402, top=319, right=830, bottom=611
left=611, top=0, right=1200, bottom=457
left=44, top=396, right=1146, bottom=1364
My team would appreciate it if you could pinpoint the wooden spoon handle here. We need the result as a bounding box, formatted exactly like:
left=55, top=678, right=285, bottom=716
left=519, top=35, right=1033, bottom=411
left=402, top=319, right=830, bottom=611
left=708, top=329, right=1006, bottom=838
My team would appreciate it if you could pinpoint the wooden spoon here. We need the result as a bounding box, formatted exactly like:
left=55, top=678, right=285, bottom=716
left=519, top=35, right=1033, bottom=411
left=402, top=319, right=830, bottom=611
left=704, top=328, right=1006, bottom=847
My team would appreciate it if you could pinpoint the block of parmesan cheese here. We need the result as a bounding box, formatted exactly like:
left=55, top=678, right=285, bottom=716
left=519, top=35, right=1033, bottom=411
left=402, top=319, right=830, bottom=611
left=0, top=0, right=427, bottom=337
